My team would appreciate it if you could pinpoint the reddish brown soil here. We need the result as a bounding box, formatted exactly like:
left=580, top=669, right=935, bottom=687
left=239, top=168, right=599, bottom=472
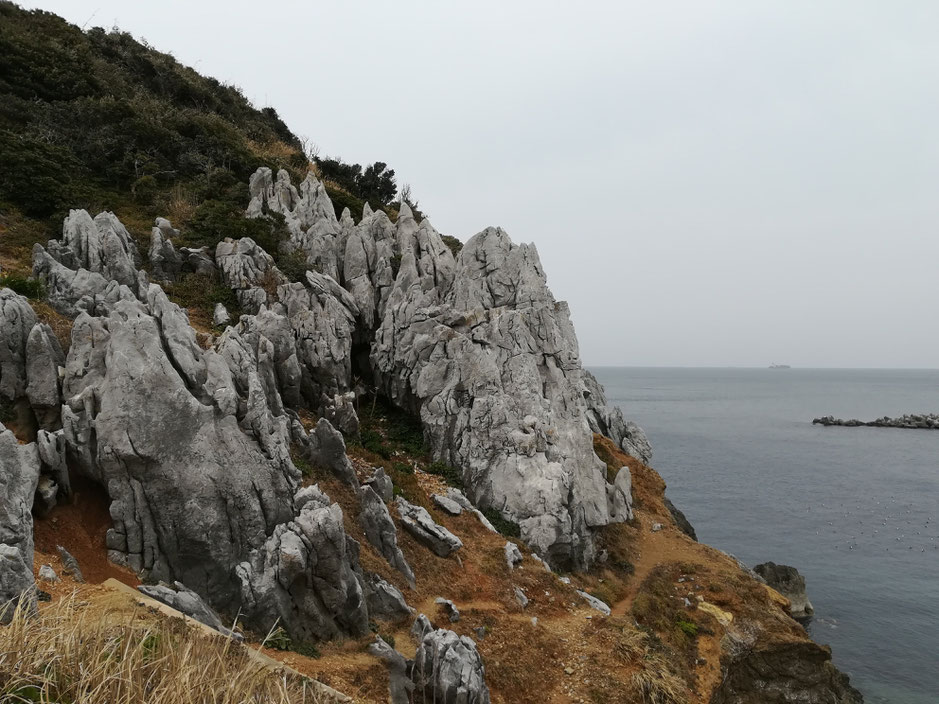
left=33, top=475, right=139, bottom=587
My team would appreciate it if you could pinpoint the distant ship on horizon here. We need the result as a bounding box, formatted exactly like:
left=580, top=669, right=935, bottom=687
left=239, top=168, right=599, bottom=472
left=769, top=363, right=792, bottom=369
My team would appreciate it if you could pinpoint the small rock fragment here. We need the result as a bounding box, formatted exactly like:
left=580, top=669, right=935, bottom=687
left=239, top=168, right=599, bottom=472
left=56, top=546, right=84, bottom=583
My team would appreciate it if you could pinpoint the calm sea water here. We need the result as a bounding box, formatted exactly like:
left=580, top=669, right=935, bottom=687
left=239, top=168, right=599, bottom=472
left=591, top=367, right=939, bottom=704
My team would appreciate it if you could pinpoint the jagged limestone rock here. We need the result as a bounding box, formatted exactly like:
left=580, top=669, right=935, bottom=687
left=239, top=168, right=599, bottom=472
left=411, top=628, right=491, bottom=704
left=0, top=288, right=38, bottom=401
left=56, top=545, right=84, bottom=583
left=149, top=223, right=183, bottom=282
left=236, top=485, right=369, bottom=642
left=504, top=541, right=523, bottom=570
left=444, top=488, right=499, bottom=533
left=32, top=244, right=111, bottom=318
left=215, top=237, right=285, bottom=313
left=359, top=486, right=416, bottom=588
left=396, top=497, right=463, bottom=558
left=576, top=590, right=611, bottom=616
left=364, top=467, right=394, bottom=503
left=432, top=493, right=463, bottom=516
left=582, top=369, right=653, bottom=465
left=305, top=418, right=357, bottom=486
left=607, top=466, right=634, bottom=522
left=322, top=391, right=359, bottom=436
left=365, top=573, right=412, bottom=620
left=51, top=210, right=141, bottom=289
left=0, top=423, right=40, bottom=619
left=56, top=274, right=368, bottom=640
left=213, top=302, right=231, bottom=327
left=367, top=636, right=413, bottom=704
left=373, top=227, right=620, bottom=570
left=25, top=322, right=65, bottom=428
left=435, top=597, right=460, bottom=622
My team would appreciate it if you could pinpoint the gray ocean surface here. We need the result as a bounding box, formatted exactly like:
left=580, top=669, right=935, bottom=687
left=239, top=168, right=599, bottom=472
left=590, top=367, right=939, bottom=704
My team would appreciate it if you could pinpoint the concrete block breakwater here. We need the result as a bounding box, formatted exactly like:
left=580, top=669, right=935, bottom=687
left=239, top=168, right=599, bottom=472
left=813, top=413, right=939, bottom=429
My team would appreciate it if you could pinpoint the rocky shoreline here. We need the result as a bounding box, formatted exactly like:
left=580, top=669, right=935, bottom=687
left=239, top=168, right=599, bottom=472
left=813, top=413, right=939, bottom=429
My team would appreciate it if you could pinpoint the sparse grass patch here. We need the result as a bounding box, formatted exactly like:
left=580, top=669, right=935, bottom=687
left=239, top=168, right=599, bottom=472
left=425, top=461, right=463, bottom=488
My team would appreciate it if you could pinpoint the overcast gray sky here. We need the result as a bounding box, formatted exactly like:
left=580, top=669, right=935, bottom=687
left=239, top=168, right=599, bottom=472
left=23, top=1, right=939, bottom=367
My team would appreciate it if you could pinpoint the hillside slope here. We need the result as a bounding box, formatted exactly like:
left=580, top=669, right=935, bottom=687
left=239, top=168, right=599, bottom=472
left=0, top=5, right=862, bottom=704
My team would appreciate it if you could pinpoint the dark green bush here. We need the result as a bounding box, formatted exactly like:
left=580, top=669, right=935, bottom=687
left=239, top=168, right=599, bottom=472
left=426, top=461, right=463, bottom=488
left=0, top=273, right=44, bottom=299
left=482, top=508, right=521, bottom=538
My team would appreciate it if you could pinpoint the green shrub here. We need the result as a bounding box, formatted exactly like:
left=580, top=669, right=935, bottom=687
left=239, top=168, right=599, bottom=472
left=482, top=508, right=521, bottom=538
left=441, top=234, right=463, bottom=257
left=426, top=461, right=463, bottom=488
left=676, top=618, right=698, bottom=638
left=392, top=461, right=414, bottom=475
left=0, top=274, right=44, bottom=300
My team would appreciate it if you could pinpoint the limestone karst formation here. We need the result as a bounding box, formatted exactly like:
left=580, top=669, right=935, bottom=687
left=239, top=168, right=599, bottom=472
left=0, top=167, right=649, bottom=693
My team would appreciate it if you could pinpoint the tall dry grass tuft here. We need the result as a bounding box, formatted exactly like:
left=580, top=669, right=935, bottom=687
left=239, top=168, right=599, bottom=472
left=0, top=594, right=325, bottom=704
left=631, top=651, right=688, bottom=704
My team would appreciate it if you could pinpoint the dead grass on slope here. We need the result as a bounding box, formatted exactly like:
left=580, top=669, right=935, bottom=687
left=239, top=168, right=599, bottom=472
left=0, top=594, right=325, bottom=704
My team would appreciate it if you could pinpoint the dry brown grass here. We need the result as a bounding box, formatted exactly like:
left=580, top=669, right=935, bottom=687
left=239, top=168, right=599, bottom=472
left=0, top=594, right=326, bottom=704
left=631, top=652, right=689, bottom=704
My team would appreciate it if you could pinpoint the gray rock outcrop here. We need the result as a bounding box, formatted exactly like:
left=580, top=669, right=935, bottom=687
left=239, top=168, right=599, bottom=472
left=753, top=562, right=814, bottom=619
left=396, top=497, right=463, bottom=557
left=0, top=422, right=40, bottom=619
left=359, top=486, right=416, bottom=588
left=0, top=288, right=38, bottom=401
left=365, top=574, right=412, bottom=620
left=367, top=636, right=413, bottom=704
left=582, top=370, right=652, bottom=464
left=411, top=628, right=491, bottom=704
left=372, top=227, right=626, bottom=570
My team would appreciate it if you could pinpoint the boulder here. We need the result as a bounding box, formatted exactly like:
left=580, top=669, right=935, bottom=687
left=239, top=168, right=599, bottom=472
left=364, top=467, right=394, bottom=503
left=365, top=574, right=412, bottom=620
left=212, top=303, right=231, bottom=327
left=576, top=589, right=611, bottom=616
left=358, top=486, right=415, bottom=588
left=754, top=562, right=815, bottom=619
left=149, top=224, right=183, bottom=282
left=432, top=493, right=464, bottom=516
left=305, top=418, right=357, bottom=486
left=236, top=485, right=369, bottom=641
left=411, top=628, right=491, bottom=704
left=435, top=597, right=460, bottom=622
left=504, top=541, right=523, bottom=570
left=396, top=497, right=463, bottom=557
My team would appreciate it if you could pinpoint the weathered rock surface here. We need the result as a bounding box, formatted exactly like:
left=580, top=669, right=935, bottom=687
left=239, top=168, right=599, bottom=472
left=372, top=226, right=628, bottom=570
left=435, top=597, right=460, bottom=622
left=367, top=636, right=413, bottom=704
left=364, top=467, right=393, bottom=503
left=583, top=369, right=653, bottom=464
left=0, top=422, right=40, bottom=618
left=236, top=485, right=369, bottom=641
left=365, top=573, right=412, bottom=620
left=359, top=486, right=415, bottom=588
left=303, top=418, right=358, bottom=486
left=139, top=581, right=241, bottom=639
left=576, top=589, right=611, bottom=616
left=754, top=562, right=814, bottom=619
left=0, top=288, right=38, bottom=401
left=25, top=322, right=65, bottom=428
left=411, top=628, right=491, bottom=704
left=813, top=413, right=939, bottom=429
left=713, top=636, right=863, bottom=704
left=504, top=541, right=523, bottom=570
left=665, top=496, right=698, bottom=541
left=396, top=497, right=463, bottom=557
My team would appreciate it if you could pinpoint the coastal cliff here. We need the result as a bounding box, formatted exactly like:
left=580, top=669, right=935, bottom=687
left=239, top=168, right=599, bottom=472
left=0, top=4, right=862, bottom=702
